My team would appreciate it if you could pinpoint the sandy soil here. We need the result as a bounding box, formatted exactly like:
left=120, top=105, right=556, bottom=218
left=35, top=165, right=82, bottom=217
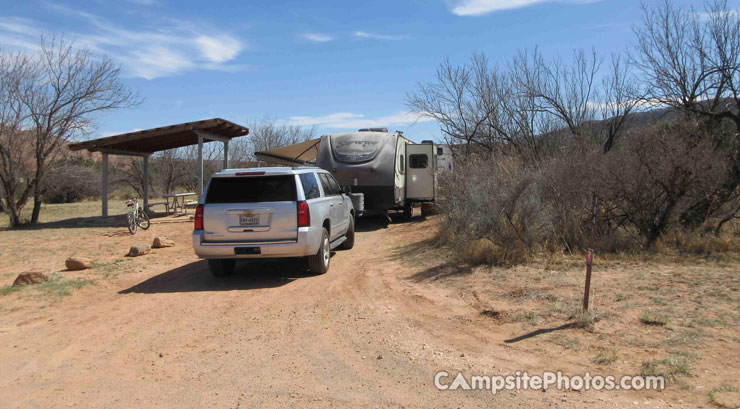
left=0, top=212, right=737, bottom=408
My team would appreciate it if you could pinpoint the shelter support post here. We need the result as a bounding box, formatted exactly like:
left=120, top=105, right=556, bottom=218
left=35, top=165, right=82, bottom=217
left=198, top=135, right=204, bottom=200
left=223, top=141, right=229, bottom=170
left=102, top=153, right=109, bottom=217
left=143, top=155, right=149, bottom=210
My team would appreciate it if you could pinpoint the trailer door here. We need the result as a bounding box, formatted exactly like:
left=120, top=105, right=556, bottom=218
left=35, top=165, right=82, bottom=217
left=405, top=144, right=435, bottom=201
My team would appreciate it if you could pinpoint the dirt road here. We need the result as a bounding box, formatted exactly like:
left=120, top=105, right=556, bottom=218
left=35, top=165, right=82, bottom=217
left=0, top=215, right=689, bottom=408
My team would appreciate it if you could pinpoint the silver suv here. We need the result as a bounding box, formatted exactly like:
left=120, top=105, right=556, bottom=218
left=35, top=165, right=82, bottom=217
left=193, top=167, right=355, bottom=276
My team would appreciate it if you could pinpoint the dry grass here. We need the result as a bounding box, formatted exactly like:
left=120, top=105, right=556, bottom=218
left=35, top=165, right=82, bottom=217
left=0, top=200, right=129, bottom=229
left=0, top=273, right=94, bottom=298
left=640, top=351, right=694, bottom=381
left=398, top=216, right=740, bottom=405
left=640, top=310, right=670, bottom=326
left=709, top=386, right=740, bottom=409
left=592, top=349, right=619, bottom=365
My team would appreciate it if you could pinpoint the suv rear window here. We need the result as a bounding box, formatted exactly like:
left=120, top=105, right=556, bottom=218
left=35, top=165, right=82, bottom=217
left=299, top=173, right=320, bottom=200
left=205, top=176, right=297, bottom=203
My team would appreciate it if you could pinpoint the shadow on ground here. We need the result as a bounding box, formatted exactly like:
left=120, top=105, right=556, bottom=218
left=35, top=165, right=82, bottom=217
left=8, top=211, right=175, bottom=230
left=119, top=258, right=314, bottom=294
left=355, top=212, right=428, bottom=232
left=382, top=221, right=475, bottom=282
left=503, top=322, right=577, bottom=343
left=406, top=261, right=474, bottom=282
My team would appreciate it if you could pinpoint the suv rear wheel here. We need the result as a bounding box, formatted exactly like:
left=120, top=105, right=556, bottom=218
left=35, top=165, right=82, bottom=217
left=208, top=259, right=235, bottom=277
left=308, top=228, right=330, bottom=274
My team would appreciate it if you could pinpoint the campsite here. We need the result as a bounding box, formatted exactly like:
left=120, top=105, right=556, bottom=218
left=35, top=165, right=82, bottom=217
left=1, top=201, right=739, bottom=408
left=2, top=0, right=740, bottom=408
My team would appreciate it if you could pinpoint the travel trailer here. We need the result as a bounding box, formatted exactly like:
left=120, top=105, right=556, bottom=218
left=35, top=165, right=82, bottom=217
left=255, top=128, right=439, bottom=218
left=316, top=128, right=436, bottom=217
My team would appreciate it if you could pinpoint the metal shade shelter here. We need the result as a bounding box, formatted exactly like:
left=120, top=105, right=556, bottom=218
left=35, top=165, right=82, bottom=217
left=254, top=138, right=321, bottom=165
left=68, top=118, right=249, bottom=216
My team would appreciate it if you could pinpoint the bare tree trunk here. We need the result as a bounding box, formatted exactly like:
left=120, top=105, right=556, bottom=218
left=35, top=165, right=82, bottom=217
left=6, top=200, right=23, bottom=227
left=31, top=189, right=42, bottom=224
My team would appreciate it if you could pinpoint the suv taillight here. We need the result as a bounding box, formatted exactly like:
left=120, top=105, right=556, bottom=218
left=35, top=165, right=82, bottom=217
left=297, top=201, right=310, bottom=227
left=194, top=204, right=204, bottom=230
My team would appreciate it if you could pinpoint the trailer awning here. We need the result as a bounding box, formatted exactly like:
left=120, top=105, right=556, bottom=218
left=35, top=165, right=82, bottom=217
left=254, top=138, right=321, bottom=165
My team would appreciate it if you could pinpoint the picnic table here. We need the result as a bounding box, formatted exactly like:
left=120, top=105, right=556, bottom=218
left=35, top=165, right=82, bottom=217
left=159, top=192, right=197, bottom=215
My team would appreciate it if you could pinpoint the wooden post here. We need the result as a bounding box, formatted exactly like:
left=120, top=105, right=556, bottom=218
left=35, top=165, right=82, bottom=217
left=223, top=141, right=229, bottom=170
left=102, top=153, right=109, bottom=217
left=197, top=135, right=204, bottom=200
left=583, top=194, right=598, bottom=310
left=143, top=155, right=149, bottom=210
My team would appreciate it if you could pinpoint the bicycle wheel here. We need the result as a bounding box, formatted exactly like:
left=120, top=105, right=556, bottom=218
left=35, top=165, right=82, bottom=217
left=127, top=211, right=138, bottom=234
left=138, top=210, right=150, bottom=230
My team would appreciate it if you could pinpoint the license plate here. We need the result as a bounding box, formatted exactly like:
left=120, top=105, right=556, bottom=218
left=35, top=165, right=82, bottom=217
left=239, top=215, right=260, bottom=225
left=235, top=247, right=261, bottom=255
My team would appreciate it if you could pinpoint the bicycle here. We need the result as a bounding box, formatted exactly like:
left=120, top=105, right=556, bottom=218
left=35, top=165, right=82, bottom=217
left=125, top=198, right=150, bottom=234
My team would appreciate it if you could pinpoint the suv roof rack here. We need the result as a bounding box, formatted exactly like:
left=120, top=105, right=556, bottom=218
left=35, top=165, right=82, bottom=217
left=291, top=165, right=321, bottom=170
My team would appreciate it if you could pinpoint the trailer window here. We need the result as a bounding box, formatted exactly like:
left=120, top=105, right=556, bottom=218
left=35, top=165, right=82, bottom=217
left=205, top=176, right=297, bottom=203
left=409, top=154, right=428, bottom=169
left=398, top=155, right=405, bottom=174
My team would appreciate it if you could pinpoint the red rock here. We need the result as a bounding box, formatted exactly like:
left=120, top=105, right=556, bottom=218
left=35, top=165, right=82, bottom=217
left=12, top=272, right=48, bottom=286
left=65, top=257, right=92, bottom=270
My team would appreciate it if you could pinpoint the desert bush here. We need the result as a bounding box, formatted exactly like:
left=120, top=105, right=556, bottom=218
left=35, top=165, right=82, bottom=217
left=43, top=160, right=101, bottom=204
left=436, top=118, right=737, bottom=265
left=657, top=229, right=738, bottom=256
left=438, top=153, right=553, bottom=266
left=411, top=1, right=740, bottom=263
left=600, top=121, right=730, bottom=247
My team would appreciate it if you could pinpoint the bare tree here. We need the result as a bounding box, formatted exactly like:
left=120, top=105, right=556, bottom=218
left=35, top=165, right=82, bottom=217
left=633, top=0, right=740, bottom=228
left=0, top=37, right=140, bottom=226
left=229, top=117, right=317, bottom=166
left=0, top=51, right=36, bottom=225
left=512, top=48, right=602, bottom=144
left=153, top=148, right=195, bottom=194
left=633, top=0, right=740, bottom=128
left=408, top=50, right=619, bottom=161
left=406, top=55, right=497, bottom=152
left=598, top=54, right=642, bottom=153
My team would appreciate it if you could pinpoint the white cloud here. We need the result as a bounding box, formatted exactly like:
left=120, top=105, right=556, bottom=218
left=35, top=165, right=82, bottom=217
left=195, top=35, right=243, bottom=63
left=301, top=33, right=334, bottom=43
left=0, top=17, right=40, bottom=36
left=448, top=0, right=602, bottom=16
left=285, top=111, right=434, bottom=129
left=0, top=6, right=246, bottom=80
left=0, top=17, right=45, bottom=50
left=353, top=31, right=407, bottom=41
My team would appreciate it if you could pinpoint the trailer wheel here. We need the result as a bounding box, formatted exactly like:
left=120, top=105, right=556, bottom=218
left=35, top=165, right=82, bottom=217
left=421, top=203, right=437, bottom=217
left=403, top=202, right=413, bottom=219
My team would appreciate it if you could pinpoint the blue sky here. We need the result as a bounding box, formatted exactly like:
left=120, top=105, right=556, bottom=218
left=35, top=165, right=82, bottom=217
left=0, top=0, right=711, bottom=142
